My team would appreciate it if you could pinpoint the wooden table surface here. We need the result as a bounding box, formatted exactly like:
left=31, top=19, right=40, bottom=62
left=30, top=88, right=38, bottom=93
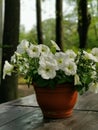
left=0, top=92, right=98, bottom=130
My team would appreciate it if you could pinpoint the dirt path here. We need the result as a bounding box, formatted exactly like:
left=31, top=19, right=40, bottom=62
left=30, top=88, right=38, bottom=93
left=18, top=84, right=35, bottom=97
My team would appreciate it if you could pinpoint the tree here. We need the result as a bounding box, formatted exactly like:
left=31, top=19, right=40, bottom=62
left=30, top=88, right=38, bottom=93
left=0, top=0, right=3, bottom=85
left=77, top=0, right=91, bottom=48
left=55, top=0, right=63, bottom=50
left=0, top=0, right=20, bottom=103
left=36, top=0, right=43, bottom=44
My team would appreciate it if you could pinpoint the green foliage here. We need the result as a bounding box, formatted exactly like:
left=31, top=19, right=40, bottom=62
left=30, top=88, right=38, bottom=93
left=19, top=25, right=37, bottom=44
left=42, top=18, right=56, bottom=46
left=87, top=17, right=98, bottom=48
left=62, top=19, right=79, bottom=50
left=19, top=18, right=79, bottom=49
left=19, top=15, right=98, bottom=50
left=75, top=50, right=96, bottom=94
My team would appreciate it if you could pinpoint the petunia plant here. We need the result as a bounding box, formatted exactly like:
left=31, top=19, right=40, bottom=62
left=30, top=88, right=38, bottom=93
left=3, top=40, right=98, bottom=94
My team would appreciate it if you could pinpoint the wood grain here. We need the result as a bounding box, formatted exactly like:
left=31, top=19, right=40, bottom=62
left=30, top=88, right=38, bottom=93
left=0, top=92, right=98, bottom=130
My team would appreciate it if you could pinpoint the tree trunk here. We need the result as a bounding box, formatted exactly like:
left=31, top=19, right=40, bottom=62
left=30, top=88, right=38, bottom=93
left=0, top=0, right=3, bottom=85
left=55, top=0, right=63, bottom=50
left=36, top=0, right=43, bottom=44
left=77, top=0, right=91, bottom=48
left=0, top=0, right=20, bottom=103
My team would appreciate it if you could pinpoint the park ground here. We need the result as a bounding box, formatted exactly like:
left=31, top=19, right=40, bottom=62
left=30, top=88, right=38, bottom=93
left=18, top=76, right=35, bottom=97
left=18, top=84, right=34, bottom=97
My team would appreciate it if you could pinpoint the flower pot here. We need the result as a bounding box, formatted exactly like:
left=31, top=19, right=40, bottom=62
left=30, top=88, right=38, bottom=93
left=34, top=83, right=78, bottom=119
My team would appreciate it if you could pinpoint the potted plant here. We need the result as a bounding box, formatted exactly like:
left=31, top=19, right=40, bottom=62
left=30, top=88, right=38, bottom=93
left=3, top=40, right=98, bottom=118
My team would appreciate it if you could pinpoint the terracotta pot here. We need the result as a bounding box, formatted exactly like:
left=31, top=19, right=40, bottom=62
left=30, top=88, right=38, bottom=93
left=34, top=83, right=78, bottom=119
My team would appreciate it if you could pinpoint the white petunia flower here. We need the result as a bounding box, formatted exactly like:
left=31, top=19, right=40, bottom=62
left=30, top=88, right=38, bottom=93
left=74, top=74, right=81, bottom=85
left=54, top=52, right=66, bottom=69
left=39, top=44, right=50, bottom=55
left=3, top=61, right=14, bottom=79
left=11, top=54, right=16, bottom=63
left=39, top=54, right=58, bottom=70
left=50, top=40, right=60, bottom=51
left=83, top=51, right=98, bottom=62
left=63, top=60, right=77, bottom=76
left=11, top=52, right=22, bottom=63
left=89, top=82, right=98, bottom=93
left=91, top=71, right=97, bottom=79
left=38, top=62, right=56, bottom=79
left=91, top=48, right=98, bottom=61
left=64, top=49, right=77, bottom=61
left=26, top=44, right=40, bottom=58
left=16, top=40, right=29, bottom=54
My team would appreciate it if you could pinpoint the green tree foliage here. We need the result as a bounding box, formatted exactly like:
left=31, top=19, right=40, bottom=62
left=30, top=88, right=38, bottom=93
left=19, top=0, right=98, bottom=50
left=20, top=18, right=78, bottom=49
left=42, top=19, right=55, bottom=46
left=87, top=17, right=98, bottom=48
left=19, top=25, right=37, bottom=44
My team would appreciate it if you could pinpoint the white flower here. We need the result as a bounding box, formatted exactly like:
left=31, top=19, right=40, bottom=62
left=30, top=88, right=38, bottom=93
left=91, top=71, right=97, bottom=79
left=91, top=48, right=98, bottom=61
left=38, top=62, right=56, bottom=79
left=83, top=51, right=98, bottom=62
left=26, top=44, right=40, bottom=58
left=50, top=40, right=60, bottom=51
left=16, top=40, right=29, bottom=54
left=3, top=39, right=98, bottom=94
left=74, top=74, right=81, bottom=85
left=11, top=52, right=22, bottom=63
left=39, top=44, right=50, bottom=55
left=64, top=49, right=77, bottom=61
left=38, top=53, right=58, bottom=79
left=39, top=54, right=58, bottom=70
left=63, top=60, right=77, bottom=76
left=54, top=52, right=66, bottom=69
left=89, top=82, right=98, bottom=93
left=3, top=61, right=14, bottom=79
left=11, top=54, right=16, bottom=63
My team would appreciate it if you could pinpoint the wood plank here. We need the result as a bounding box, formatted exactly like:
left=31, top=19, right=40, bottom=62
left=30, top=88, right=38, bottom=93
left=0, top=109, right=98, bottom=130
left=0, top=93, right=98, bottom=130
left=0, top=108, right=43, bottom=130
left=0, top=105, right=13, bottom=114
left=4, top=94, right=38, bottom=107
left=75, top=92, right=98, bottom=111
left=32, top=111, right=98, bottom=130
left=0, top=106, right=38, bottom=127
left=14, top=94, right=38, bottom=107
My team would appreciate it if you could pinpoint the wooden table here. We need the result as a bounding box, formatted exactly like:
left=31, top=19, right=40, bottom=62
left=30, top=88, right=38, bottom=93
left=0, top=92, right=98, bottom=130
